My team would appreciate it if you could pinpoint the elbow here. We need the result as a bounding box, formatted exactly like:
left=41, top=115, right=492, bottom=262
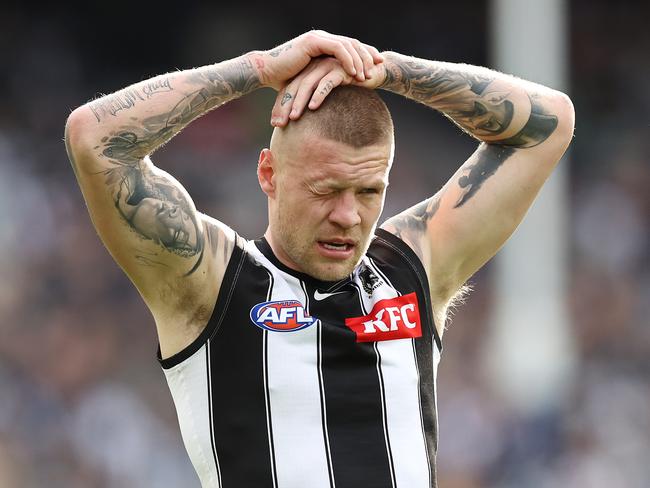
left=64, top=105, right=96, bottom=163
left=553, top=91, right=576, bottom=149
left=64, top=106, right=89, bottom=149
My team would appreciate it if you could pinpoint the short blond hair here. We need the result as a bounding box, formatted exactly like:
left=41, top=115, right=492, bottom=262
left=284, top=86, right=393, bottom=147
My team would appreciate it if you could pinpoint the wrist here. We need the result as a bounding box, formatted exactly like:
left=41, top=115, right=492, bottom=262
left=243, top=50, right=271, bottom=89
left=377, top=51, right=408, bottom=94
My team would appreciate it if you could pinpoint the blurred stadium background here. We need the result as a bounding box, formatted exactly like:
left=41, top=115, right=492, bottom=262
left=1, top=1, right=648, bottom=486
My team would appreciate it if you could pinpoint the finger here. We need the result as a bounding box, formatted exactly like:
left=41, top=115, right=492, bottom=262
left=270, top=59, right=323, bottom=126
left=308, top=71, right=346, bottom=111
left=340, top=39, right=366, bottom=82
left=304, top=36, right=357, bottom=77
left=363, top=44, right=384, bottom=64
left=271, top=86, right=297, bottom=127
left=289, top=63, right=335, bottom=120
left=353, top=41, right=376, bottom=79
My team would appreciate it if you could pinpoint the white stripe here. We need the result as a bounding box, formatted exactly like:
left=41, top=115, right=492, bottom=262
left=163, top=345, right=220, bottom=487
left=374, top=342, right=397, bottom=488
left=207, top=342, right=223, bottom=488
left=432, top=343, right=442, bottom=447
left=249, top=243, right=331, bottom=488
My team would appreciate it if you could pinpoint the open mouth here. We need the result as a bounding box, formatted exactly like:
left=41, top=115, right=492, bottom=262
left=317, top=240, right=356, bottom=258
left=319, top=241, right=353, bottom=251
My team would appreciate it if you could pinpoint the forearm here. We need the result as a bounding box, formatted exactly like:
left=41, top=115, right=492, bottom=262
left=378, top=51, right=565, bottom=148
left=68, top=53, right=261, bottom=162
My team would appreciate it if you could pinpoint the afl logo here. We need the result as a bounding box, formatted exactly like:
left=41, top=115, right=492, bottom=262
left=249, top=300, right=316, bottom=332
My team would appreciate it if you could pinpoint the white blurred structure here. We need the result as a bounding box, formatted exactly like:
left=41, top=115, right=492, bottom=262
left=485, top=0, right=577, bottom=413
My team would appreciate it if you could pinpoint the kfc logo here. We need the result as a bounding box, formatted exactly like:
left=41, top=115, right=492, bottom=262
left=345, top=293, right=422, bottom=342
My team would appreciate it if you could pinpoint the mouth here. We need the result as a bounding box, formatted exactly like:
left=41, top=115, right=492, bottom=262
left=316, top=239, right=356, bottom=259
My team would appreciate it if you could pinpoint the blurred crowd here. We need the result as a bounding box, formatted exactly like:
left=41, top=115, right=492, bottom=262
left=1, top=1, right=648, bottom=487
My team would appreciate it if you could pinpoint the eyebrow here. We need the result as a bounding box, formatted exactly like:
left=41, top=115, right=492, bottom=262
left=307, top=179, right=387, bottom=192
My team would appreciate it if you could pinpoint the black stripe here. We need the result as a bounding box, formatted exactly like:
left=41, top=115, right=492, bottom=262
left=412, top=325, right=438, bottom=482
left=207, top=260, right=275, bottom=488
left=368, top=258, right=400, bottom=297
left=312, top=284, right=394, bottom=488
left=349, top=282, right=368, bottom=314
left=318, top=322, right=336, bottom=488
left=411, top=339, right=432, bottom=487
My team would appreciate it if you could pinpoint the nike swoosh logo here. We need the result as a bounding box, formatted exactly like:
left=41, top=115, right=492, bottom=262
left=314, top=290, right=348, bottom=301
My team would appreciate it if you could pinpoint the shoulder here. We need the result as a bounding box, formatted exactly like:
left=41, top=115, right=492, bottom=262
left=154, top=214, right=241, bottom=358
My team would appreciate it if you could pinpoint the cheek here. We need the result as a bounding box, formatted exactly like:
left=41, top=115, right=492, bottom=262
left=362, top=198, right=383, bottom=221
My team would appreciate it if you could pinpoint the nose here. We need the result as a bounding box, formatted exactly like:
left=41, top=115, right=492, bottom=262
left=328, top=191, right=361, bottom=229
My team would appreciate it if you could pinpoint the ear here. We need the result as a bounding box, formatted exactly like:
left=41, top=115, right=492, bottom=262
left=257, top=148, right=277, bottom=198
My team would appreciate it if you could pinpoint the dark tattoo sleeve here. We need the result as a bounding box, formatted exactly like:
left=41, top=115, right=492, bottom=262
left=379, top=53, right=558, bottom=146
left=454, top=144, right=515, bottom=207
left=380, top=53, right=560, bottom=206
left=91, top=57, right=258, bottom=274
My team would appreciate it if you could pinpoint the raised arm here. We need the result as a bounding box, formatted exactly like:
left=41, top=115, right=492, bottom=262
left=66, top=56, right=263, bottom=272
left=377, top=52, right=575, bottom=317
left=64, top=31, right=382, bottom=356
left=268, top=50, right=574, bottom=336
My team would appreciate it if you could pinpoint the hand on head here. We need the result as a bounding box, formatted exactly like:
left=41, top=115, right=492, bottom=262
left=270, top=54, right=387, bottom=127
left=249, top=30, right=385, bottom=127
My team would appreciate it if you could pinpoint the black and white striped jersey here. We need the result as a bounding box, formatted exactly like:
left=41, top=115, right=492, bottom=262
left=158, top=229, right=443, bottom=488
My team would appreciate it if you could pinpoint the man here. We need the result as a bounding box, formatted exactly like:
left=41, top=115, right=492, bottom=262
left=65, top=30, right=574, bottom=487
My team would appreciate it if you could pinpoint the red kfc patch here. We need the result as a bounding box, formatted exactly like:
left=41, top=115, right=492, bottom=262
left=345, top=292, right=422, bottom=342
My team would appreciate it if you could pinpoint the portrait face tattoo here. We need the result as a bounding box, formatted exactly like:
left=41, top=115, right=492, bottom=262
left=113, top=164, right=201, bottom=256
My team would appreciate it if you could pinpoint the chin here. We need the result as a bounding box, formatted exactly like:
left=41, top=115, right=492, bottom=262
left=308, top=257, right=360, bottom=281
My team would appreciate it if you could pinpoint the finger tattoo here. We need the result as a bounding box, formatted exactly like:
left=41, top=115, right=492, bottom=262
left=281, top=92, right=293, bottom=106
left=319, top=80, right=334, bottom=96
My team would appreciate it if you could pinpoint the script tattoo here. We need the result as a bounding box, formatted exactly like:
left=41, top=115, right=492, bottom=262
left=380, top=54, right=559, bottom=205
left=320, top=79, right=334, bottom=96
left=142, top=77, right=173, bottom=98
left=94, top=57, right=259, bottom=274
left=90, top=77, right=174, bottom=122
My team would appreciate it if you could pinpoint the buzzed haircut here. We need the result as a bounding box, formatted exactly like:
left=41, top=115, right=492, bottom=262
left=286, top=86, right=394, bottom=148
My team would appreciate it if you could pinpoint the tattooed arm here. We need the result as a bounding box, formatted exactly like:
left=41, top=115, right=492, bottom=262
left=377, top=52, right=575, bottom=329
left=64, top=30, right=382, bottom=357
left=64, top=55, right=262, bottom=356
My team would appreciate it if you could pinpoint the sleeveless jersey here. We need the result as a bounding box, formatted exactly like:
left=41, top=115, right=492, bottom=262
left=158, top=229, right=443, bottom=488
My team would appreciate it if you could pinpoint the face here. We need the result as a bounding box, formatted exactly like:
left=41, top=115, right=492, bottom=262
left=131, top=197, right=197, bottom=251
left=262, top=133, right=393, bottom=281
